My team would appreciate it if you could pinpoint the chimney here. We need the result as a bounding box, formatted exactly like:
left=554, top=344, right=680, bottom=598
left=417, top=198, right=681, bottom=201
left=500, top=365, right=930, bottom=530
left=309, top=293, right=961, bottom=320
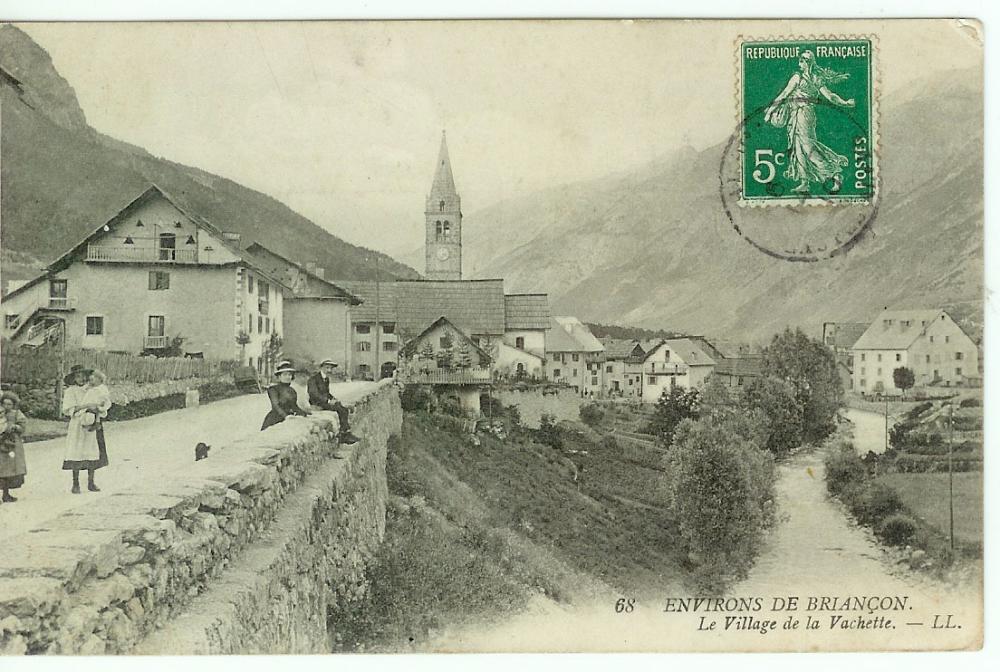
left=222, top=232, right=241, bottom=246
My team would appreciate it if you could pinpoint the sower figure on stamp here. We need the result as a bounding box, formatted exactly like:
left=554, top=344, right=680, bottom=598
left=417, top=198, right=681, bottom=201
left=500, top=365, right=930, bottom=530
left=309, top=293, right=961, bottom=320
left=261, top=360, right=310, bottom=431
left=307, top=358, right=360, bottom=445
left=765, top=50, right=855, bottom=194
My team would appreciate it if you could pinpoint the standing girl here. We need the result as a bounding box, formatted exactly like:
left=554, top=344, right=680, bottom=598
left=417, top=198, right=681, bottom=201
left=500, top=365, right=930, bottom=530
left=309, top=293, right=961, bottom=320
left=62, top=368, right=112, bottom=493
left=0, top=391, right=28, bottom=503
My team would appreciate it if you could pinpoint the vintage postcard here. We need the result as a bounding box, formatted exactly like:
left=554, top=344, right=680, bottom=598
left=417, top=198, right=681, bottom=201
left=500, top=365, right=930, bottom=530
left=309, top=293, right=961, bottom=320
left=0, top=18, right=985, bottom=655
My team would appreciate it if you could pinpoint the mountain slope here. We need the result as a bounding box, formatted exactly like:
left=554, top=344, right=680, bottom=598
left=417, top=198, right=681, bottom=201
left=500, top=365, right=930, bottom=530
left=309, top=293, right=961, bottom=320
left=0, top=24, right=417, bottom=286
left=461, top=67, right=983, bottom=343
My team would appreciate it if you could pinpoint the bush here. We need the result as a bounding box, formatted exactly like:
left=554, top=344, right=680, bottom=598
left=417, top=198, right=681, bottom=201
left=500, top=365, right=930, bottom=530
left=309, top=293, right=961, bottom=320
left=536, top=413, right=563, bottom=449
left=579, top=403, right=605, bottom=428
left=599, top=434, right=619, bottom=451
left=738, top=376, right=803, bottom=456
left=824, top=445, right=866, bottom=495
left=959, top=397, right=981, bottom=408
left=846, top=483, right=904, bottom=526
left=877, top=513, right=918, bottom=546
left=400, top=385, right=435, bottom=413
left=906, top=401, right=933, bottom=420
left=664, top=411, right=775, bottom=592
left=439, top=395, right=465, bottom=418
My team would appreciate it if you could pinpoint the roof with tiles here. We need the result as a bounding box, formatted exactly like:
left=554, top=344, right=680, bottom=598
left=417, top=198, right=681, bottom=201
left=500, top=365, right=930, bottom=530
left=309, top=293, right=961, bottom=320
left=827, top=322, right=869, bottom=349
left=336, top=279, right=507, bottom=338
left=852, top=309, right=948, bottom=350
left=547, top=316, right=604, bottom=353
left=601, top=338, right=645, bottom=360
left=652, top=338, right=719, bottom=366
left=714, top=356, right=764, bottom=377
left=504, top=294, right=551, bottom=330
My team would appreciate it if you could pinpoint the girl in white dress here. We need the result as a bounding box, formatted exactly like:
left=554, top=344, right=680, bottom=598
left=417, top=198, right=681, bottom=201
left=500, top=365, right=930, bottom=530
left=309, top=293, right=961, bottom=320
left=62, top=368, right=112, bottom=493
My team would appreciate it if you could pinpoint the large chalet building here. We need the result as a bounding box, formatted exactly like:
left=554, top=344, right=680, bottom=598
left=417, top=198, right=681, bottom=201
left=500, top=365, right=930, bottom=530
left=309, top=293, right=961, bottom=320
left=851, top=308, right=980, bottom=393
left=1, top=186, right=289, bottom=371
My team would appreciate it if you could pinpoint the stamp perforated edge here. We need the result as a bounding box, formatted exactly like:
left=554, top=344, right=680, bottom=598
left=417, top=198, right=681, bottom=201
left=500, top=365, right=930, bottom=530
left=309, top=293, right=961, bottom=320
left=733, top=33, right=881, bottom=208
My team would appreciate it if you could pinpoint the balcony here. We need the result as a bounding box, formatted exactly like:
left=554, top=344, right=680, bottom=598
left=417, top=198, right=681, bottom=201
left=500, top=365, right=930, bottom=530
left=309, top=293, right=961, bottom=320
left=397, top=367, right=493, bottom=385
left=647, top=362, right=688, bottom=375
left=87, top=245, right=198, bottom=264
left=143, top=335, right=170, bottom=349
left=45, top=296, right=77, bottom=310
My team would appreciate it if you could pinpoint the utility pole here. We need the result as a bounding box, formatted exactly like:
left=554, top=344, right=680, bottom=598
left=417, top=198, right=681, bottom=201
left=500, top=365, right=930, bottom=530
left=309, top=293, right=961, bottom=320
left=948, top=400, right=955, bottom=550
left=374, top=255, right=381, bottom=381
left=884, top=395, right=889, bottom=453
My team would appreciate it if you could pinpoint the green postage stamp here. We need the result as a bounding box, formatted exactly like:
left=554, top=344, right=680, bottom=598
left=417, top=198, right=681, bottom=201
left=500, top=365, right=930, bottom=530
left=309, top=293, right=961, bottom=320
left=739, top=37, right=876, bottom=205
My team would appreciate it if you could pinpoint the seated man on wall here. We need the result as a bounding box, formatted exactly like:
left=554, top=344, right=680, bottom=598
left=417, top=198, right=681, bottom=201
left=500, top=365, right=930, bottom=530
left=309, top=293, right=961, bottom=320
left=307, top=358, right=361, bottom=445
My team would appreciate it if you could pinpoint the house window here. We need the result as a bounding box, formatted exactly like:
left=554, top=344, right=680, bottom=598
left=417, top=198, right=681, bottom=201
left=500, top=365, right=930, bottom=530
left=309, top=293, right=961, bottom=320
left=860, top=354, right=866, bottom=362
left=383, top=342, right=397, bottom=351
left=123, top=236, right=134, bottom=245
left=383, top=324, right=395, bottom=334
left=647, top=376, right=655, bottom=385
left=439, top=200, right=445, bottom=211
left=934, top=369, right=939, bottom=379
left=554, top=369, right=561, bottom=377
left=929, top=336, right=934, bottom=343
left=860, top=367, right=866, bottom=375
left=945, top=335, right=950, bottom=343
left=591, top=377, right=598, bottom=386
left=436, top=221, right=442, bottom=236
left=265, top=317, right=271, bottom=334
left=572, top=369, right=578, bottom=377
left=516, top=336, right=525, bottom=349
left=877, top=368, right=882, bottom=375
left=4, top=314, right=19, bottom=330
left=471, top=336, right=480, bottom=346
left=148, top=271, right=170, bottom=290
left=148, top=315, right=165, bottom=337
left=737, top=377, right=744, bottom=386
left=439, top=337, right=449, bottom=348
left=443, top=221, right=451, bottom=235
left=926, top=355, right=931, bottom=363
left=258, top=315, right=263, bottom=333
left=572, top=354, right=579, bottom=362
left=894, top=353, right=900, bottom=362
left=50, top=279, right=68, bottom=300
left=248, top=275, right=254, bottom=293
left=860, top=379, right=866, bottom=389
left=356, top=324, right=371, bottom=334
left=258, top=281, right=270, bottom=315
left=606, top=365, right=613, bottom=373
left=357, top=342, right=372, bottom=352
left=877, top=354, right=882, bottom=362
left=955, top=352, right=963, bottom=360
left=248, top=313, right=254, bottom=334
left=158, top=233, right=177, bottom=261
left=956, top=367, right=962, bottom=376
left=86, top=316, right=104, bottom=336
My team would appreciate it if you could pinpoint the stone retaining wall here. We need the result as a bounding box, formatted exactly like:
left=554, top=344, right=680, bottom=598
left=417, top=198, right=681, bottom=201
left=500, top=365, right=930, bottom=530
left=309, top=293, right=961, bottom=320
left=0, top=381, right=400, bottom=655
left=496, top=387, right=584, bottom=428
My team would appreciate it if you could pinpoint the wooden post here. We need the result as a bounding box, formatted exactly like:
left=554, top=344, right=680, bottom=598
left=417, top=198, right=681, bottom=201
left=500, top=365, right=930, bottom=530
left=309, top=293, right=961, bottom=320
left=948, top=400, right=955, bottom=550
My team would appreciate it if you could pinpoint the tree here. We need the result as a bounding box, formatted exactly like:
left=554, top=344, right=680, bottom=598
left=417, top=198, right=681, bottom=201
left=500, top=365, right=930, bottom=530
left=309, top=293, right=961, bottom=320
left=645, top=385, right=700, bottom=446
left=436, top=333, right=454, bottom=369
left=419, top=340, right=434, bottom=360
left=761, top=328, right=842, bottom=443
left=739, top=376, right=804, bottom=456
left=892, top=367, right=915, bottom=399
left=536, top=413, right=563, bottom=449
left=663, top=412, right=776, bottom=591
left=454, top=341, right=473, bottom=369
left=699, top=374, right=734, bottom=415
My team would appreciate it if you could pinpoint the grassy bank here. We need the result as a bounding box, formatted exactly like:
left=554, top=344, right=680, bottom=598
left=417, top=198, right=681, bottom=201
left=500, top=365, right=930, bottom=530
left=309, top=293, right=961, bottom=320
left=332, top=411, right=686, bottom=651
left=875, top=472, right=982, bottom=548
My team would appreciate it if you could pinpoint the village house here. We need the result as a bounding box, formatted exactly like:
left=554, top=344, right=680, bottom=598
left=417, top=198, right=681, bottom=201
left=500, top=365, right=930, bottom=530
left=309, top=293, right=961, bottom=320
left=0, top=185, right=289, bottom=371
left=639, top=337, right=718, bottom=403
left=822, top=321, right=868, bottom=391
left=544, top=316, right=605, bottom=395
left=851, top=308, right=980, bottom=394
left=712, top=355, right=764, bottom=389
left=600, top=338, right=647, bottom=398
left=243, top=242, right=362, bottom=370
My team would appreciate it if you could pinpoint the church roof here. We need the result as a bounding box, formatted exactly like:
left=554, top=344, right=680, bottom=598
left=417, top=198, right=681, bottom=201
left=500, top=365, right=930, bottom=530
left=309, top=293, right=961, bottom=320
left=504, top=294, right=551, bottom=330
left=336, top=279, right=508, bottom=339
left=428, top=131, right=458, bottom=201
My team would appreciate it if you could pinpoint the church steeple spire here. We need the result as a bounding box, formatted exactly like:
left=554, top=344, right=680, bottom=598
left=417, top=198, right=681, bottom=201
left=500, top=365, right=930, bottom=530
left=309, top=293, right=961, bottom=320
left=424, top=130, right=462, bottom=280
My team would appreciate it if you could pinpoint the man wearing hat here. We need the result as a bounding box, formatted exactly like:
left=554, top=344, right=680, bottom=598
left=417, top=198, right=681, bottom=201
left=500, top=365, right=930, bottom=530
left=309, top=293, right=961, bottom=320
left=307, top=359, right=360, bottom=445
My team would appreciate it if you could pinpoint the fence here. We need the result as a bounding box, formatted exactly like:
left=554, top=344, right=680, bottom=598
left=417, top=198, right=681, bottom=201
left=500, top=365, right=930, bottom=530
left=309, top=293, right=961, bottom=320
left=1, top=346, right=236, bottom=386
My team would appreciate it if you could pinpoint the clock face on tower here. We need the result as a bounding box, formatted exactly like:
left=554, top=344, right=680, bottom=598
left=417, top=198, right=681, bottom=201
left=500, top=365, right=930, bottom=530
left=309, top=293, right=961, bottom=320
left=436, top=247, right=451, bottom=261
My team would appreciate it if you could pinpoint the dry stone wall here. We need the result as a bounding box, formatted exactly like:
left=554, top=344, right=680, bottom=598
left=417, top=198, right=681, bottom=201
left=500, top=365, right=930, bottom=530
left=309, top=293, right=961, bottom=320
left=0, top=381, right=400, bottom=655
left=497, top=387, right=585, bottom=428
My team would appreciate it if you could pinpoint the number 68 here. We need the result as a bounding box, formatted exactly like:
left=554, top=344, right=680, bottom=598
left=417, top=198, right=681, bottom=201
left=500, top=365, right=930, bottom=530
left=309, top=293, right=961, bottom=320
left=752, top=149, right=785, bottom=184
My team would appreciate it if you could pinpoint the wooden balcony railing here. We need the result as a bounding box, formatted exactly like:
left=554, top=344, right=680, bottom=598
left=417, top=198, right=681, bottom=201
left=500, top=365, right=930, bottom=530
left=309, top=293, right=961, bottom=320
left=46, top=296, right=77, bottom=310
left=397, top=367, right=493, bottom=385
left=647, top=362, right=688, bottom=375
left=143, top=335, right=170, bottom=349
left=87, top=245, right=198, bottom=263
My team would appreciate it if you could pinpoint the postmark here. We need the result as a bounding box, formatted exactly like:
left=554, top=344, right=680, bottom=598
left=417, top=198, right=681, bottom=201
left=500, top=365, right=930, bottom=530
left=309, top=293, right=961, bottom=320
left=738, top=37, right=877, bottom=206
left=719, top=35, right=881, bottom=262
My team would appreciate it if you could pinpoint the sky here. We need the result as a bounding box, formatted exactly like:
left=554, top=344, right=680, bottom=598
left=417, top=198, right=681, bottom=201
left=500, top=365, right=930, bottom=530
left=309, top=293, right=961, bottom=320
left=19, top=20, right=982, bottom=257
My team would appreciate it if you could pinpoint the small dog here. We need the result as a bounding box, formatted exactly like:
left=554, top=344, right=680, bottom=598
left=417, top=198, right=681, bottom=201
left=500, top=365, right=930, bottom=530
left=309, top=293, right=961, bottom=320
left=194, top=442, right=211, bottom=461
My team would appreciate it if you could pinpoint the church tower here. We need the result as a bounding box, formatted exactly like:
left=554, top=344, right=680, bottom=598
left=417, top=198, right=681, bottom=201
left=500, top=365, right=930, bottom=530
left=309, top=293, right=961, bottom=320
left=424, top=131, right=462, bottom=280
